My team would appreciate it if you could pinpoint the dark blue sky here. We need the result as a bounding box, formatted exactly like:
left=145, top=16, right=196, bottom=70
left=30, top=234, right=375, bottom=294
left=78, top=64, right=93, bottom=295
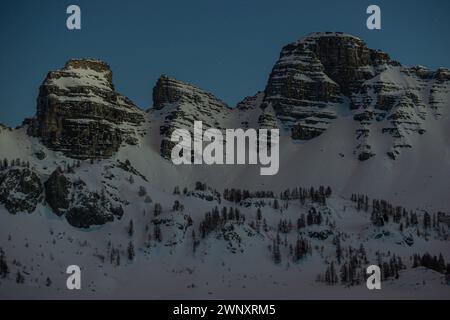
left=1, top=0, right=450, bottom=126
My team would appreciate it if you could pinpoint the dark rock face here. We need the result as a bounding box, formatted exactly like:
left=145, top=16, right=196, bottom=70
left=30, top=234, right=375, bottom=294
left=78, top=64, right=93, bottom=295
left=151, top=75, right=231, bottom=159
left=65, top=178, right=124, bottom=228
left=305, top=34, right=392, bottom=95
left=44, top=170, right=72, bottom=216
left=0, top=167, right=43, bottom=214
left=263, top=32, right=396, bottom=138
left=44, top=170, right=124, bottom=228
left=153, top=75, right=189, bottom=110
left=236, top=92, right=264, bottom=110
left=259, top=32, right=450, bottom=161
left=153, top=75, right=230, bottom=113
left=160, top=139, right=177, bottom=161
left=28, top=59, right=145, bottom=159
left=65, top=185, right=123, bottom=229
left=291, top=123, right=323, bottom=140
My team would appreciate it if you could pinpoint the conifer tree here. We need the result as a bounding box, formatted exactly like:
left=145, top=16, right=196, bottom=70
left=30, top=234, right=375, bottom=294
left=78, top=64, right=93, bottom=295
left=128, top=219, right=134, bottom=237
left=127, top=241, right=135, bottom=260
left=0, top=248, right=9, bottom=278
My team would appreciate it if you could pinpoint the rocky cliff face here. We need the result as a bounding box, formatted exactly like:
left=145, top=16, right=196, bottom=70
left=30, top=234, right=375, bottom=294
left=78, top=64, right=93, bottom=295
left=0, top=166, right=43, bottom=214
left=151, top=75, right=232, bottom=159
left=349, top=62, right=450, bottom=160
left=27, top=59, right=145, bottom=159
left=43, top=164, right=129, bottom=228
left=263, top=32, right=395, bottom=139
left=260, top=32, right=450, bottom=160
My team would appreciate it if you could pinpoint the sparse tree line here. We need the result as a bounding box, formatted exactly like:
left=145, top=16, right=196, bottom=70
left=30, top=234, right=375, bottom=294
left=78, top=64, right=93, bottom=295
left=199, top=206, right=245, bottom=239
left=270, top=233, right=312, bottom=264
left=223, top=185, right=332, bottom=206
left=318, top=242, right=405, bottom=286
left=0, top=158, right=31, bottom=170
left=0, top=248, right=9, bottom=278
left=351, top=193, right=449, bottom=238
left=0, top=157, right=86, bottom=173
left=0, top=247, right=51, bottom=286
left=412, top=252, right=450, bottom=280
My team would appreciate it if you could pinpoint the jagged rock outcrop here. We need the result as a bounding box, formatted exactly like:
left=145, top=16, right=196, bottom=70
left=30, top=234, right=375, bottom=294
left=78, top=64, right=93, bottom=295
left=27, top=59, right=145, bottom=159
left=236, top=92, right=264, bottom=111
left=350, top=63, right=450, bottom=160
left=44, top=169, right=72, bottom=216
left=151, top=75, right=232, bottom=159
left=0, top=167, right=43, bottom=214
left=65, top=179, right=124, bottom=228
left=44, top=169, right=124, bottom=228
left=259, top=32, right=450, bottom=160
left=263, top=32, right=396, bottom=138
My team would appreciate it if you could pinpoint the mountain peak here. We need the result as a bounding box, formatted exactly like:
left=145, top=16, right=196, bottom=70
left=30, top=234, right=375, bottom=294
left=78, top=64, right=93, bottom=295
left=297, top=31, right=363, bottom=43
left=152, top=74, right=228, bottom=110
left=64, top=58, right=112, bottom=72
left=27, top=59, right=144, bottom=159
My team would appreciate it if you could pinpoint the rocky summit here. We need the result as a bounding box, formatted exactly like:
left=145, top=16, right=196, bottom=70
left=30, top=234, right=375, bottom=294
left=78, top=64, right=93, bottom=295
left=151, top=75, right=232, bottom=159
left=26, top=59, right=145, bottom=159
left=258, top=32, right=450, bottom=160
left=262, top=32, right=396, bottom=139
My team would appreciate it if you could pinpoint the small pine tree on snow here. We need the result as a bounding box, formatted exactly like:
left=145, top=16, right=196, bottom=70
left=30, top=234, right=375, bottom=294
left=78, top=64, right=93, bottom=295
left=335, top=237, right=342, bottom=264
left=423, top=212, right=431, bottom=229
left=128, top=219, right=134, bottom=237
left=273, top=199, right=280, bottom=210
left=172, top=200, right=182, bottom=211
left=272, top=240, right=282, bottom=264
left=0, top=248, right=9, bottom=278
left=192, top=230, right=199, bottom=253
left=153, top=203, right=162, bottom=216
left=325, top=186, right=332, bottom=197
left=154, top=225, right=162, bottom=242
left=256, top=208, right=262, bottom=221
left=127, top=241, right=135, bottom=261
left=325, top=261, right=338, bottom=285
left=16, top=271, right=25, bottom=284
left=138, top=186, right=147, bottom=197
